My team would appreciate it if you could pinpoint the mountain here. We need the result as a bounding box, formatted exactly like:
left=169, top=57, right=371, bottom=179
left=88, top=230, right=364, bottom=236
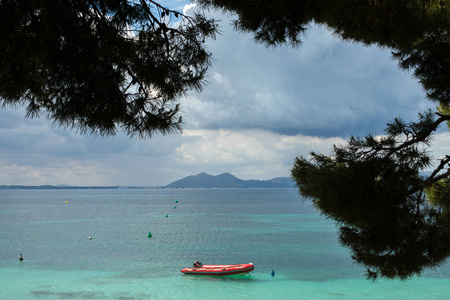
left=165, top=172, right=295, bottom=188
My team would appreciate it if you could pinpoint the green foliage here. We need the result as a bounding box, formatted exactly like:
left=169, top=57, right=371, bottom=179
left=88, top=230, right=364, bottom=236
left=0, top=0, right=217, bottom=137
left=292, top=111, right=450, bottom=280
left=438, top=104, right=450, bottom=129
left=426, top=179, right=450, bottom=214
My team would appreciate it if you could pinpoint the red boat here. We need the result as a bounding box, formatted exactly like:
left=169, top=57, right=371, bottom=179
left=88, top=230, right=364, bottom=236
left=181, top=261, right=254, bottom=276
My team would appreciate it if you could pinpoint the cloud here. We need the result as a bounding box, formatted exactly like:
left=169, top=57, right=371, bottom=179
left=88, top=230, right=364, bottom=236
left=0, top=106, right=347, bottom=185
left=429, top=131, right=450, bottom=165
left=183, top=14, right=428, bottom=138
left=172, top=129, right=345, bottom=180
left=183, top=3, right=197, bottom=15
left=0, top=108, right=184, bottom=186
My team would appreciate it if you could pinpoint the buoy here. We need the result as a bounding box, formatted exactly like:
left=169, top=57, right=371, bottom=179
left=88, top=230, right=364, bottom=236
left=88, top=236, right=92, bottom=240
left=165, top=214, right=168, bottom=218
left=148, top=232, right=152, bottom=237
left=175, top=199, right=178, bottom=203
left=271, top=270, right=275, bottom=276
left=174, top=206, right=176, bottom=209
left=65, top=200, right=68, bottom=204
left=19, top=254, right=23, bottom=261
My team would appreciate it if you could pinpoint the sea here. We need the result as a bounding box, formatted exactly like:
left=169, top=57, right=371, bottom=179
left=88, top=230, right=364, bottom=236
left=1, top=188, right=449, bottom=300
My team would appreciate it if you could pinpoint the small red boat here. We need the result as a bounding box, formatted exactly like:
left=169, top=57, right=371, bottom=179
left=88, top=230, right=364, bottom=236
left=181, top=261, right=254, bottom=276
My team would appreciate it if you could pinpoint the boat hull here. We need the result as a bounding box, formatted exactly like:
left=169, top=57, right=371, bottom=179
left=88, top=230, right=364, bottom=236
left=181, top=263, right=254, bottom=276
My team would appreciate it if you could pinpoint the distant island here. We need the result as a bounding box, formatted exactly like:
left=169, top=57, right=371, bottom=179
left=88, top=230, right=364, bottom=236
left=0, top=173, right=295, bottom=189
left=165, top=172, right=295, bottom=188
left=1, top=171, right=434, bottom=189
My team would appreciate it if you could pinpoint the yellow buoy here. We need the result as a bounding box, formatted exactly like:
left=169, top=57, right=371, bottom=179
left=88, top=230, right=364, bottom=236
left=65, top=200, right=68, bottom=204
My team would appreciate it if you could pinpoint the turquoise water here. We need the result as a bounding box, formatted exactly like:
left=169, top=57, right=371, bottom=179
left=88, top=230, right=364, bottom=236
left=1, top=188, right=449, bottom=299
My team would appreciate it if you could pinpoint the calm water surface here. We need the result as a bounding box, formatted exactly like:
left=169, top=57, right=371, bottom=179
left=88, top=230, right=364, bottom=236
left=1, top=188, right=449, bottom=299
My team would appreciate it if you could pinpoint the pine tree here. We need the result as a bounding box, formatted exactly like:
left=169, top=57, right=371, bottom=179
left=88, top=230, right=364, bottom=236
left=291, top=111, right=450, bottom=280
left=0, top=0, right=217, bottom=137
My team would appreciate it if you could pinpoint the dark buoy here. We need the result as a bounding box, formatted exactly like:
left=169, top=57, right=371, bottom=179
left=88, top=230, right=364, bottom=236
left=165, top=214, right=168, bottom=218
left=174, top=206, right=176, bottom=209
left=19, top=254, right=23, bottom=261
left=148, top=232, right=152, bottom=238
left=271, top=270, right=275, bottom=277
left=175, top=199, right=178, bottom=203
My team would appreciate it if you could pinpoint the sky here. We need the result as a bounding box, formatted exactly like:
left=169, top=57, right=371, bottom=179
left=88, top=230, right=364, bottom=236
left=1, top=1, right=449, bottom=186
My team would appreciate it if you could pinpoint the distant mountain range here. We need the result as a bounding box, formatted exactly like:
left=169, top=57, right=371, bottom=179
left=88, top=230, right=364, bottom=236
left=1, top=171, right=435, bottom=189
left=165, top=172, right=295, bottom=188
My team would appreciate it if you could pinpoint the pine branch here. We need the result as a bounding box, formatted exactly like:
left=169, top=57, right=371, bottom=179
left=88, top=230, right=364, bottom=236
left=386, top=113, right=449, bottom=158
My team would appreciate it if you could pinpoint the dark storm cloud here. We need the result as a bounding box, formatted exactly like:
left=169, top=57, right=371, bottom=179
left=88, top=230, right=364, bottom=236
left=183, top=14, right=428, bottom=138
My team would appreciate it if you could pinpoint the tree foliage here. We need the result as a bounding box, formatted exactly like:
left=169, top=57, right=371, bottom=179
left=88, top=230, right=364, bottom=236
left=0, top=0, right=217, bottom=137
left=292, top=111, right=450, bottom=280
left=198, top=0, right=450, bottom=279
left=426, top=178, right=450, bottom=214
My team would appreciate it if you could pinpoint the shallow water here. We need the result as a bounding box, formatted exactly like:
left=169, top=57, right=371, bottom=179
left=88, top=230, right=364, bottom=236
left=1, top=188, right=449, bottom=299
